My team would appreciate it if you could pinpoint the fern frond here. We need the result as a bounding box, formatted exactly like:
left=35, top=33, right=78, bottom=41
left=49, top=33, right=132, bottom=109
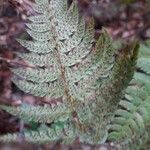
left=28, top=13, right=50, bottom=23
left=26, top=29, right=54, bottom=42
left=97, top=43, right=139, bottom=113
left=15, top=0, right=110, bottom=104
left=0, top=121, right=76, bottom=144
left=108, top=42, right=150, bottom=143
left=137, top=58, right=150, bottom=74
left=0, top=0, right=145, bottom=145
left=0, top=103, right=70, bottom=123
left=108, top=98, right=149, bottom=140
left=0, top=127, right=61, bottom=143
left=12, top=67, right=60, bottom=83
left=139, top=40, right=150, bottom=57
left=16, top=52, right=57, bottom=67
left=26, top=22, right=51, bottom=33
left=17, top=39, right=55, bottom=54
left=12, top=77, right=63, bottom=99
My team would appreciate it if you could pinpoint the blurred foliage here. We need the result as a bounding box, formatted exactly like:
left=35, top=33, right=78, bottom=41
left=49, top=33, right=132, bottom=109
left=120, top=0, right=135, bottom=5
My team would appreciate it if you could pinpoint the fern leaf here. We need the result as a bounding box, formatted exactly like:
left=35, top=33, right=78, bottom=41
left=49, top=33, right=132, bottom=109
left=17, top=39, right=55, bottom=54
left=108, top=42, right=150, bottom=142
left=0, top=127, right=61, bottom=143
left=59, top=18, right=85, bottom=53
left=35, top=0, right=49, bottom=5
left=16, top=52, right=57, bottom=67
left=0, top=134, right=18, bottom=143
left=26, top=22, right=51, bottom=33
left=137, top=57, right=150, bottom=74
left=0, top=121, right=76, bottom=143
left=108, top=98, right=149, bottom=140
left=13, top=0, right=109, bottom=103
left=97, top=43, right=139, bottom=113
left=26, top=29, right=54, bottom=42
left=11, top=67, right=60, bottom=83
left=0, top=0, right=147, bottom=145
left=0, top=103, right=69, bottom=123
left=32, top=5, right=48, bottom=14
left=28, top=13, right=50, bottom=23
left=139, top=40, right=150, bottom=57
left=12, top=77, right=63, bottom=99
